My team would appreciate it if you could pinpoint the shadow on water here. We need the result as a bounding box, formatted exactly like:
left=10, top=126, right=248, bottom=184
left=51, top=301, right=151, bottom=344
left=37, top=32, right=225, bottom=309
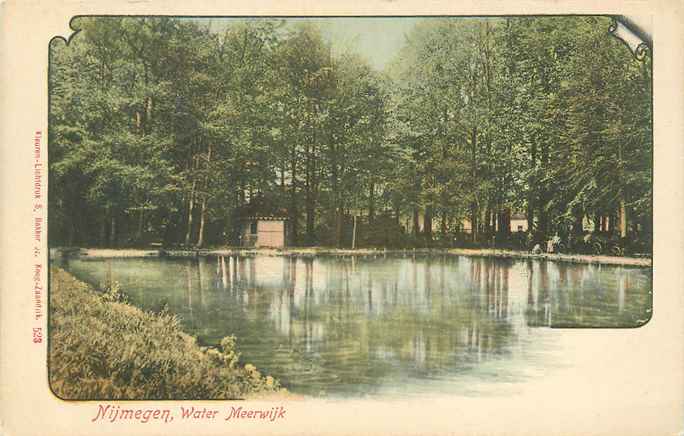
left=55, top=254, right=652, bottom=398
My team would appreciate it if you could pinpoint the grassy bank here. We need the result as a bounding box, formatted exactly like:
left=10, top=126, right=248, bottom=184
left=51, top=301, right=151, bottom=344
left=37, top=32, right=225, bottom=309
left=49, top=267, right=285, bottom=400
left=52, top=246, right=651, bottom=267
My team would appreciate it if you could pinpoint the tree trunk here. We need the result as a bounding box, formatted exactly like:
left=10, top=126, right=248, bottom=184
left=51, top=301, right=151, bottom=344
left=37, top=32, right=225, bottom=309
left=484, top=206, right=492, bottom=234
left=290, top=152, right=299, bottom=246
left=100, top=210, right=108, bottom=246
left=594, top=213, right=601, bottom=233
left=527, top=203, right=535, bottom=235
left=538, top=203, right=547, bottom=239
left=352, top=215, right=358, bottom=249
left=110, top=215, right=117, bottom=247
left=572, top=213, right=584, bottom=236
left=335, top=208, right=343, bottom=248
left=330, top=140, right=341, bottom=247
left=424, top=205, right=433, bottom=246
left=643, top=212, right=653, bottom=246
left=528, top=138, right=537, bottom=236
left=501, top=208, right=511, bottom=237
left=197, top=199, right=207, bottom=248
left=619, top=199, right=628, bottom=238
left=185, top=189, right=195, bottom=246
left=539, top=141, right=549, bottom=238
left=305, top=142, right=314, bottom=245
left=145, top=96, right=153, bottom=134
left=496, top=210, right=503, bottom=236
left=304, top=208, right=314, bottom=245
left=470, top=203, right=478, bottom=244
left=305, top=196, right=314, bottom=245
left=185, top=158, right=197, bottom=246
left=137, top=208, right=144, bottom=242
left=368, top=182, right=375, bottom=224
left=470, top=126, right=478, bottom=244
left=412, top=207, right=420, bottom=238
left=197, top=145, right=213, bottom=248
left=609, top=212, right=618, bottom=236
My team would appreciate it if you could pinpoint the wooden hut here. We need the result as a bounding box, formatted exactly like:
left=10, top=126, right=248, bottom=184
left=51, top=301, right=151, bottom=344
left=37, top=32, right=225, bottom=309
left=239, top=216, right=288, bottom=248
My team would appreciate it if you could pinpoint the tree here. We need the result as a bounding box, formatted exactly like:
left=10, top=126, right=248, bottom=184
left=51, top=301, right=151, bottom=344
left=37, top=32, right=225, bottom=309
left=49, top=16, right=652, bottom=253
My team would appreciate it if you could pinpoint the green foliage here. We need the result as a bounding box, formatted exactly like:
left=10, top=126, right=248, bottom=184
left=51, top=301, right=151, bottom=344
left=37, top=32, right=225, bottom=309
left=99, top=280, right=127, bottom=303
left=49, top=17, right=651, bottom=252
left=49, top=267, right=283, bottom=399
left=388, top=17, right=651, bottom=249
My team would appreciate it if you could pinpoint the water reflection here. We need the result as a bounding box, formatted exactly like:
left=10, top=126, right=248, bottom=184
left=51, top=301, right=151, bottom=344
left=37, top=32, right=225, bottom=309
left=57, top=255, right=651, bottom=397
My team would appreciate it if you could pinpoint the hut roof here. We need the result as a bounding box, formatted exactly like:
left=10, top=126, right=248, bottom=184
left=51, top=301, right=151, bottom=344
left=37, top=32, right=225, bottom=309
left=241, top=215, right=288, bottom=221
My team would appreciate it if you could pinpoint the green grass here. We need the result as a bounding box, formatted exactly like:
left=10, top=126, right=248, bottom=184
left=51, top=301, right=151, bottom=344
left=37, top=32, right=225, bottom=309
left=49, top=267, right=284, bottom=400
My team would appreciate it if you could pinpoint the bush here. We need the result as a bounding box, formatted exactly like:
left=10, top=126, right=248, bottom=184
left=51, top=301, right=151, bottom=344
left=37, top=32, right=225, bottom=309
left=49, top=267, right=283, bottom=400
left=99, top=280, right=127, bottom=303
left=572, top=233, right=642, bottom=256
left=358, top=215, right=408, bottom=249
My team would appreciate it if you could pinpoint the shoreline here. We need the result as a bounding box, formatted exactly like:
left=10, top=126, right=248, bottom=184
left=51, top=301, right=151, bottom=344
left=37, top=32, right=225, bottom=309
left=49, top=267, right=289, bottom=400
left=50, top=246, right=652, bottom=267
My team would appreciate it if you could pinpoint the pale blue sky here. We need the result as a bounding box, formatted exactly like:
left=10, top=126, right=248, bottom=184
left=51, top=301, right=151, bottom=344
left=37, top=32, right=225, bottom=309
left=285, top=17, right=422, bottom=71
left=203, top=17, right=423, bottom=71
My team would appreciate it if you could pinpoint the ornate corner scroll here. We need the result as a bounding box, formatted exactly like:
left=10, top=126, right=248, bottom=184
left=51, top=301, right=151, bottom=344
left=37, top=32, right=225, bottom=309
left=49, top=16, right=83, bottom=50
left=609, top=16, right=651, bottom=61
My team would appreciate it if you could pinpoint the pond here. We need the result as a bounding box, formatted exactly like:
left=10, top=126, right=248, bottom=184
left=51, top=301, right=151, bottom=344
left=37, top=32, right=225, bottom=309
left=54, top=254, right=652, bottom=398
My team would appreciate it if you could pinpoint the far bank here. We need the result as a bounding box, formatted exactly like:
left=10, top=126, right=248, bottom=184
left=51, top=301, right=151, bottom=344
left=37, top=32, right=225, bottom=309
left=50, top=246, right=651, bottom=268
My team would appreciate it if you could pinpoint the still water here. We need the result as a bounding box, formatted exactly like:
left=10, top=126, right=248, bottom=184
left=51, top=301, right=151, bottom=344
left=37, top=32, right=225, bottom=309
left=56, top=254, right=651, bottom=398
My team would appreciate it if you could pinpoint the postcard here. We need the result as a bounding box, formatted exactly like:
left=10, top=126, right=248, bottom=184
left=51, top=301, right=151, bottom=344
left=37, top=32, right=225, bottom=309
left=1, top=0, right=683, bottom=435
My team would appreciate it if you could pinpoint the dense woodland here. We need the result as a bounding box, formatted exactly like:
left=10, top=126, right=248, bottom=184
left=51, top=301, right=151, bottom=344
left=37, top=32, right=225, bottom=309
left=49, top=16, right=652, bottom=253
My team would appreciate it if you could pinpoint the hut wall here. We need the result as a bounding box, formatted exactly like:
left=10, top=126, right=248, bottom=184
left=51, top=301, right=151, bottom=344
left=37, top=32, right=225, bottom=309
left=257, top=220, right=285, bottom=248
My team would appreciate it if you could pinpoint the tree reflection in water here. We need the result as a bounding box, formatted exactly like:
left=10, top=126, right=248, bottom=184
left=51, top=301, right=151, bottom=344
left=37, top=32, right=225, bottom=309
left=60, top=255, right=652, bottom=397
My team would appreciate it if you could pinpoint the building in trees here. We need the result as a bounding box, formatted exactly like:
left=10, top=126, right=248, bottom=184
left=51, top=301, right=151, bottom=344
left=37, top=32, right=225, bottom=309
left=510, top=213, right=528, bottom=233
left=461, top=213, right=528, bottom=234
left=238, top=216, right=289, bottom=248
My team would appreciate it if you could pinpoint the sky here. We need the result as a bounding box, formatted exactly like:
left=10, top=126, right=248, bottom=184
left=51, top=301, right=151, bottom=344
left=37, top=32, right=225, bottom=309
left=285, top=17, right=423, bottom=71
left=204, top=17, right=424, bottom=71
